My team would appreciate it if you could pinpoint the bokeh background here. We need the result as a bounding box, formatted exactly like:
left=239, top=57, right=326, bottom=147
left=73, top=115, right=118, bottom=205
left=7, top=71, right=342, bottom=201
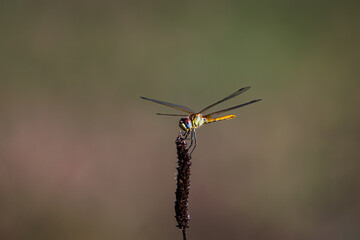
left=1, top=1, right=360, bottom=239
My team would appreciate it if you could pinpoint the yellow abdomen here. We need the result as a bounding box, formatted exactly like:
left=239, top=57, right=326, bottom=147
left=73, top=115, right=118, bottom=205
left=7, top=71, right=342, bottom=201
left=204, top=114, right=236, bottom=124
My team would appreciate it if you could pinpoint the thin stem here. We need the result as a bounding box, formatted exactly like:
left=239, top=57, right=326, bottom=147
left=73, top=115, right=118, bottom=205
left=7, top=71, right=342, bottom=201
left=182, top=227, right=187, bottom=240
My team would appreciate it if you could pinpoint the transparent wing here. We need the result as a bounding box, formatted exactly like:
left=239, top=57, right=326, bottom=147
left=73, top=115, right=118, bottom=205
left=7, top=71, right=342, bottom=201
left=199, top=87, right=251, bottom=114
left=156, top=113, right=188, bottom=116
left=141, top=96, right=194, bottom=114
left=204, top=99, right=262, bottom=117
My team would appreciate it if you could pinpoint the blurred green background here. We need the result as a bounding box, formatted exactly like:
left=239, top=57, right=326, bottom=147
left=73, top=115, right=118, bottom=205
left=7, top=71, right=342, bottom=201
left=1, top=1, right=360, bottom=239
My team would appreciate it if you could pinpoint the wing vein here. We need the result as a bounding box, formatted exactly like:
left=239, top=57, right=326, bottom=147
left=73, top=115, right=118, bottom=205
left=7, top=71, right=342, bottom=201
left=204, top=99, right=262, bottom=117
left=141, top=96, right=194, bottom=114
left=199, top=86, right=251, bottom=113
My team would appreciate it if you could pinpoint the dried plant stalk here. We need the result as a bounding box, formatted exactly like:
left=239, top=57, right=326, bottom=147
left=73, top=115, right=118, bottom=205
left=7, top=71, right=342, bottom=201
left=175, top=132, right=191, bottom=240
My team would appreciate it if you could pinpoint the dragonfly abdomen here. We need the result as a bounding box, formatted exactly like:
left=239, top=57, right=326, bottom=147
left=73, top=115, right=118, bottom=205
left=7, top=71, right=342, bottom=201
left=204, top=114, right=236, bottom=124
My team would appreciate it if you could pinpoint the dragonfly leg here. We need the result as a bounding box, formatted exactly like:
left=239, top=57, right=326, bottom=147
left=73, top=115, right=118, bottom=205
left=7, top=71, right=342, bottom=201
left=189, top=130, right=197, bottom=156
left=187, top=130, right=194, bottom=150
left=183, top=131, right=190, bottom=140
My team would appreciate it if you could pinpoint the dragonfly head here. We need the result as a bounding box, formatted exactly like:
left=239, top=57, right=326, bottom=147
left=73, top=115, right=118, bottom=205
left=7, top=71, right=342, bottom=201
left=179, top=117, right=192, bottom=131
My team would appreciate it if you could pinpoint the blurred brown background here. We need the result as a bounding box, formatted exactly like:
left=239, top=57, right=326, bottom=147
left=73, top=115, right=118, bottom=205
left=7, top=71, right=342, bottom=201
left=1, top=1, right=360, bottom=239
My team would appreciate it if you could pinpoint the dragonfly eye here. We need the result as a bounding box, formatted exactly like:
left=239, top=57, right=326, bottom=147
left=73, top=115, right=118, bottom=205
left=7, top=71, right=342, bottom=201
left=179, top=118, right=192, bottom=131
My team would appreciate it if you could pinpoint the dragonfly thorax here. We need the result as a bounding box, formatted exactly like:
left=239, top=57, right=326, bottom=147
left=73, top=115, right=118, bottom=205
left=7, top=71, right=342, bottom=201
left=190, top=114, right=206, bottom=128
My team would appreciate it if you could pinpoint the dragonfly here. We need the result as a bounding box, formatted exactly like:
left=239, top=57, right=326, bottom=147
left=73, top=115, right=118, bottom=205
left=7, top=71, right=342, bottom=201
left=141, top=86, right=262, bottom=155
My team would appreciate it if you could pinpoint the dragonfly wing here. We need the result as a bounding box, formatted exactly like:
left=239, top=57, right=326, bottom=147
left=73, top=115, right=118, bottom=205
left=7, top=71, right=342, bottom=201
left=141, top=96, right=194, bottom=114
left=204, top=99, right=262, bottom=117
left=156, top=113, right=188, bottom=116
left=199, top=86, right=251, bottom=114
